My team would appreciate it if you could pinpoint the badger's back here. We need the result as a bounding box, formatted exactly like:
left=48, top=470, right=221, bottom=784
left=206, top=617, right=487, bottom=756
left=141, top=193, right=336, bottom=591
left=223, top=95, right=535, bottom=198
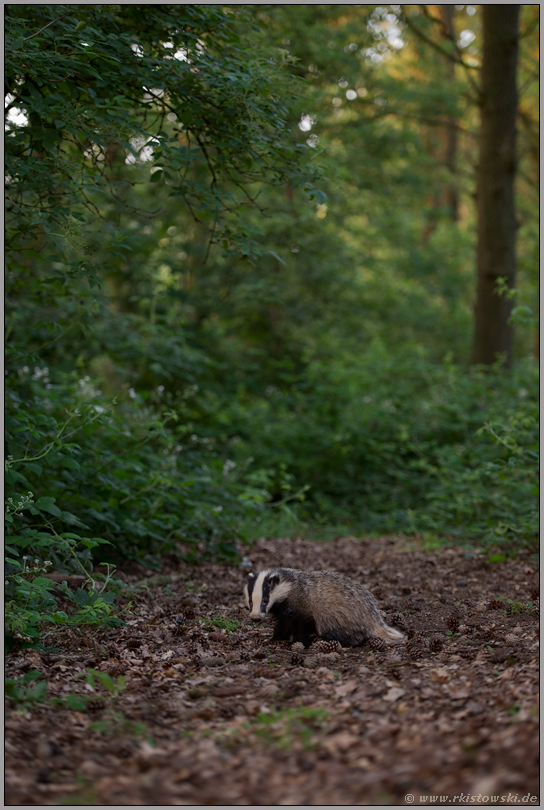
left=302, top=570, right=403, bottom=646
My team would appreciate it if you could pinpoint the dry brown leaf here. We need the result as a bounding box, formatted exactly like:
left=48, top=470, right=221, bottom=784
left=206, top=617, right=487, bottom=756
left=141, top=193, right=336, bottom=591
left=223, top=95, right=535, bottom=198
left=430, top=667, right=451, bottom=683
left=384, top=686, right=406, bottom=702
left=335, top=679, right=358, bottom=698
left=323, top=731, right=360, bottom=753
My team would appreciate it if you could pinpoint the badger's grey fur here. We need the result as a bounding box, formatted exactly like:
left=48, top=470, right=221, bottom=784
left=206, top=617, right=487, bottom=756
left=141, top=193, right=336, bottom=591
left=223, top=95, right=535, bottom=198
left=243, top=567, right=403, bottom=648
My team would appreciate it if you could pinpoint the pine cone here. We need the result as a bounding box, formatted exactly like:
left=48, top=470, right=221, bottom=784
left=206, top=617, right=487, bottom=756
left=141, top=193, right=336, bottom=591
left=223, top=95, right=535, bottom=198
left=530, top=588, right=539, bottom=601
left=406, top=627, right=416, bottom=640
left=430, top=637, right=443, bottom=653
left=317, top=652, right=340, bottom=666
left=100, top=661, right=125, bottom=676
left=487, top=599, right=503, bottom=611
left=291, top=642, right=305, bottom=653
left=239, top=650, right=251, bottom=661
left=406, top=641, right=424, bottom=660
left=126, top=638, right=141, bottom=649
left=172, top=625, right=188, bottom=637
left=291, top=653, right=305, bottom=667
left=303, top=655, right=318, bottom=669
left=445, top=615, right=460, bottom=633
left=311, top=639, right=342, bottom=654
left=368, top=637, right=388, bottom=652
left=87, top=699, right=107, bottom=712
left=189, top=631, right=208, bottom=649
left=387, top=649, right=406, bottom=664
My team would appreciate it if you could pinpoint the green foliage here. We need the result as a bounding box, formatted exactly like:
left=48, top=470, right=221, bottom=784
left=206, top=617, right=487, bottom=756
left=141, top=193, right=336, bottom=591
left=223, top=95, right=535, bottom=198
left=495, top=596, right=537, bottom=616
left=5, top=4, right=314, bottom=260
left=76, top=668, right=126, bottom=697
left=201, top=615, right=240, bottom=633
left=213, top=350, right=538, bottom=549
left=4, top=387, right=128, bottom=645
left=5, top=670, right=48, bottom=706
left=253, top=707, right=329, bottom=750
left=88, top=712, right=151, bottom=742
left=5, top=669, right=89, bottom=711
left=3, top=366, right=293, bottom=645
left=5, top=4, right=317, bottom=650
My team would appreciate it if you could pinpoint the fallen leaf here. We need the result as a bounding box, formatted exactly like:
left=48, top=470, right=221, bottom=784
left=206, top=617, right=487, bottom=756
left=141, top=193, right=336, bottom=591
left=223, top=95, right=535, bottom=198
left=430, top=667, right=451, bottom=683
left=323, top=731, right=360, bottom=753
left=212, top=685, right=246, bottom=697
left=335, top=679, right=358, bottom=698
left=444, top=682, right=470, bottom=700
left=384, top=686, right=406, bottom=702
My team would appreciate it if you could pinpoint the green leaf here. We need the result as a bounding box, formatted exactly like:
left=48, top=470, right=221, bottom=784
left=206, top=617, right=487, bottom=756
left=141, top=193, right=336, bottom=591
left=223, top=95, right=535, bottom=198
left=25, top=463, right=43, bottom=476
left=34, top=497, right=62, bottom=517
left=62, top=458, right=81, bottom=472
left=72, top=588, right=91, bottom=607
left=61, top=511, right=90, bottom=529
left=64, top=694, right=88, bottom=710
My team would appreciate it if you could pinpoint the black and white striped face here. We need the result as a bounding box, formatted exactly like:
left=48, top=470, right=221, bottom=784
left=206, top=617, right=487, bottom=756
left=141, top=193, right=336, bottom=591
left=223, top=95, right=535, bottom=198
left=244, top=570, right=290, bottom=621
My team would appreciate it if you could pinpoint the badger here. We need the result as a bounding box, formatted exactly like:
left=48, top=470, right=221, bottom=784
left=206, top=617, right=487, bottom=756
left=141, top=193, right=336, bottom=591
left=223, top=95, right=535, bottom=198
left=243, top=567, right=404, bottom=648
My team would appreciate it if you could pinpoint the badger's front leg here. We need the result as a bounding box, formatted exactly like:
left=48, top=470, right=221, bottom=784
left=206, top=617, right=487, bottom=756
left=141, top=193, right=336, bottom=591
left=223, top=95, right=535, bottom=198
left=290, top=615, right=317, bottom=648
left=270, top=614, right=294, bottom=641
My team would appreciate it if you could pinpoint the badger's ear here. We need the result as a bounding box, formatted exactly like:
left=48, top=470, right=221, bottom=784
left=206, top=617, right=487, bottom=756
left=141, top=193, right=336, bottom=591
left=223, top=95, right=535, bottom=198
left=247, top=571, right=256, bottom=580
left=268, top=573, right=279, bottom=589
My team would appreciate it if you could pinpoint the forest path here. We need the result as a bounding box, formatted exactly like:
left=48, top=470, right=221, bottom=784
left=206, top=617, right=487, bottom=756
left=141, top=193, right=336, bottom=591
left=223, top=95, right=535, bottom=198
left=5, top=536, right=539, bottom=806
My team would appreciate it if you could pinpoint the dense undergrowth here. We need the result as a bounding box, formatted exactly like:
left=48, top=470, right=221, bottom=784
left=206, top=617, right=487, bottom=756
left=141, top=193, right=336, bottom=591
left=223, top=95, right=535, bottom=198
left=208, top=349, right=539, bottom=547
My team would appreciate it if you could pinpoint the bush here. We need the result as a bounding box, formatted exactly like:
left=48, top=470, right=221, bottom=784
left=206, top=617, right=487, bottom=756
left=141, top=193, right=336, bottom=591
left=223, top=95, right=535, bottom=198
left=4, top=365, right=290, bottom=646
left=202, top=348, right=539, bottom=550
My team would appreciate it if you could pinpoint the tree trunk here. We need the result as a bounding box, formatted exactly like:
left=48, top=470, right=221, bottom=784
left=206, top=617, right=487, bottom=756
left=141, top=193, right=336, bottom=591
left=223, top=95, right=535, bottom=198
left=421, top=6, right=459, bottom=245
left=438, top=4, right=458, bottom=222
left=471, top=5, right=519, bottom=367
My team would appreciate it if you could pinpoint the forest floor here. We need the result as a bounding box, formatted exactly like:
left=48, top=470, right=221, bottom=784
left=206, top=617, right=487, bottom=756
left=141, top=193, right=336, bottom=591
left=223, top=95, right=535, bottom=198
left=4, top=535, right=540, bottom=806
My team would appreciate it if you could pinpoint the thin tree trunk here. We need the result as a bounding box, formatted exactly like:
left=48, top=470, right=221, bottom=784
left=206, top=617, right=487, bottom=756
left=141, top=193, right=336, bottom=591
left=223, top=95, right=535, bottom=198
left=438, top=4, right=458, bottom=221
left=471, top=5, right=519, bottom=367
left=421, top=6, right=459, bottom=245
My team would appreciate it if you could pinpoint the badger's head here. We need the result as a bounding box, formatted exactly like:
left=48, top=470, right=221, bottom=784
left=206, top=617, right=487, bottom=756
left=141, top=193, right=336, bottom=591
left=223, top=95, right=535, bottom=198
left=244, top=569, right=291, bottom=621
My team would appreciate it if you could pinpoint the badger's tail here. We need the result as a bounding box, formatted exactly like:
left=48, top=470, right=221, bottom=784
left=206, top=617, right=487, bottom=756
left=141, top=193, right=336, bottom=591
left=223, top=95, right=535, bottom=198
left=374, top=622, right=404, bottom=645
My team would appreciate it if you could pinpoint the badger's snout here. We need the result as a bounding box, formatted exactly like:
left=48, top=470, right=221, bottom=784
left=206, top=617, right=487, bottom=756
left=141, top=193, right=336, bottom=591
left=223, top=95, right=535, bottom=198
left=249, top=613, right=266, bottom=622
